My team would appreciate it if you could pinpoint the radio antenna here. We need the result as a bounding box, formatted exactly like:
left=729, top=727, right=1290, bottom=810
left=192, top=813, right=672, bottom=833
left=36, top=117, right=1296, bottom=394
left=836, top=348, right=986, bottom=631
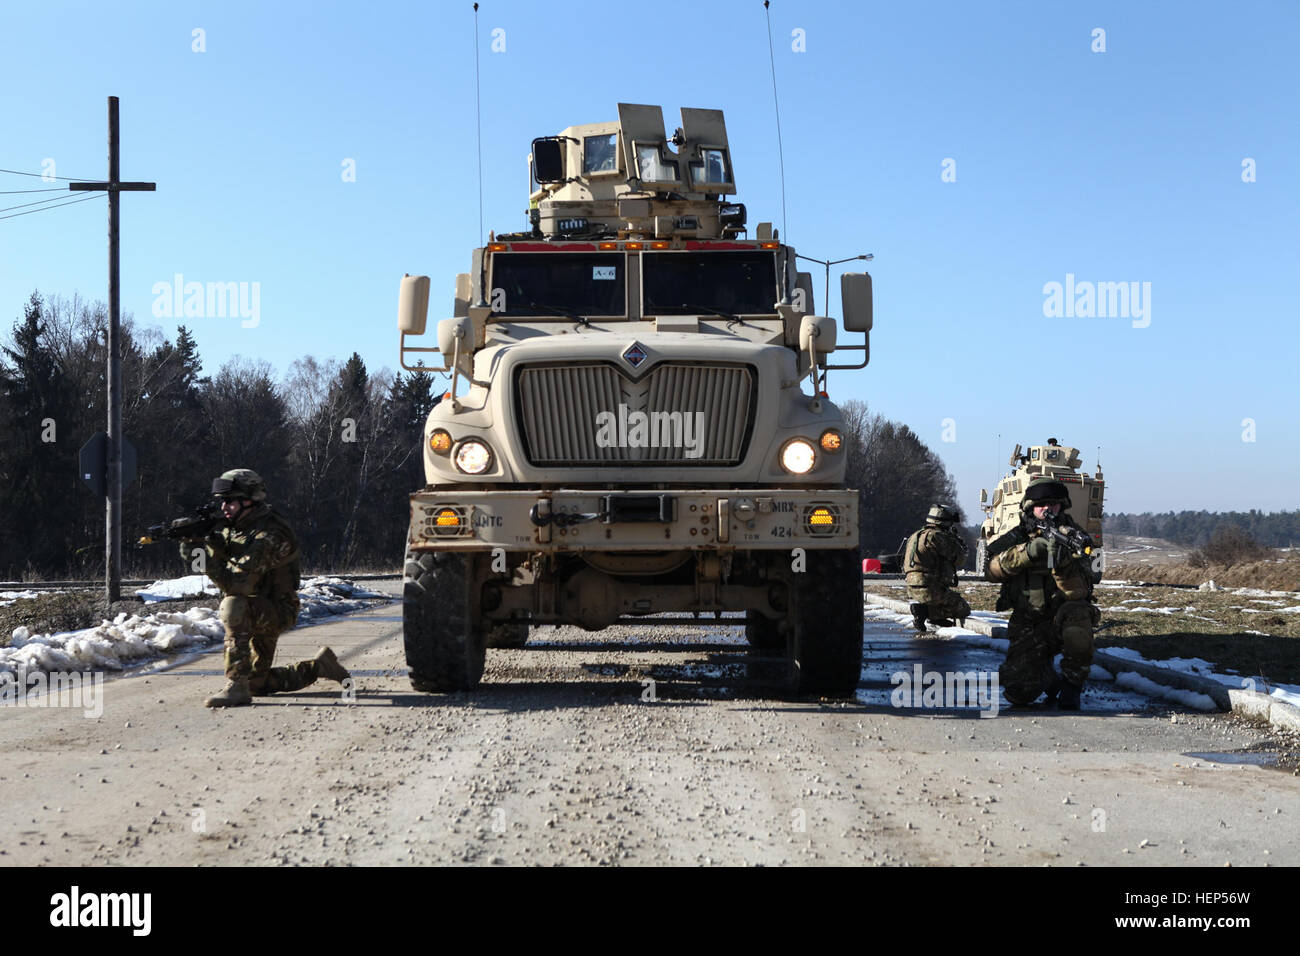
left=473, top=3, right=484, bottom=247
left=763, top=1, right=788, bottom=241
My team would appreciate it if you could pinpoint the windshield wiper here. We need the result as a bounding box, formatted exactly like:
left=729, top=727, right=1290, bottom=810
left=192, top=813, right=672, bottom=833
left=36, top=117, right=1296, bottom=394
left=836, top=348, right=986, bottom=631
left=525, top=300, right=593, bottom=327
left=676, top=302, right=764, bottom=328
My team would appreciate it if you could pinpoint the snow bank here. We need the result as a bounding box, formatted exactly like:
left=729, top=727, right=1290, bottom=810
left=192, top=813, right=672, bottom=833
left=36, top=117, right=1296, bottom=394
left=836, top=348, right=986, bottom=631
left=1, top=607, right=225, bottom=681
left=4, top=576, right=392, bottom=682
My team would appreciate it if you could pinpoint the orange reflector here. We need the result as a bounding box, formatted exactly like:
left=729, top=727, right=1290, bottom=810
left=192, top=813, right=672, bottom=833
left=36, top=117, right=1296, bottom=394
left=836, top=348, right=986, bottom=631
left=435, top=509, right=461, bottom=527
left=759, top=241, right=779, bottom=249
left=487, top=243, right=507, bottom=252
left=625, top=241, right=643, bottom=250
left=599, top=241, right=618, bottom=250
left=809, top=508, right=834, bottom=526
left=651, top=241, right=669, bottom=249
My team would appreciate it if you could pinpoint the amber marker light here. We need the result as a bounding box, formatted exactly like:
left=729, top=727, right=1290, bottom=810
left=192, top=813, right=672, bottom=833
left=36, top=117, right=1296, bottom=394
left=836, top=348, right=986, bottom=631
left=759, top=241, right=779, bottom=249
left=808, top=507, right=835, bottom=527
left=625, top=241, right=643, bottom=250
left=599, top=241, right=618, bottom=250
left=429, top=429, right=452, bottom=455
left=487, top=243, right=507, bottom=252
left=435, top=509, right=461, bottom=528
left=650, top=241, right=669, bottom=249
left=819, top=429, right=844, bottom=453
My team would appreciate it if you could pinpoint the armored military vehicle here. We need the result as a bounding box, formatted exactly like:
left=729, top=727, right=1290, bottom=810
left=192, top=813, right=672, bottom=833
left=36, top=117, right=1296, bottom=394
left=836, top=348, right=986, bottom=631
left=396, top=104, right=872, bottom=697
left=974, top=438, right=1105, bottom=575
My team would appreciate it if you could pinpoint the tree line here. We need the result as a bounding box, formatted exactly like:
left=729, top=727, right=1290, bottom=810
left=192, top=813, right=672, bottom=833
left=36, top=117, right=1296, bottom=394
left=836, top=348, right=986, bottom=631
left=0, top=292, right=437, bottom=579
left=0, top=292, right=962, bottom=580
left=1104, top=511, right=1299, bottom=550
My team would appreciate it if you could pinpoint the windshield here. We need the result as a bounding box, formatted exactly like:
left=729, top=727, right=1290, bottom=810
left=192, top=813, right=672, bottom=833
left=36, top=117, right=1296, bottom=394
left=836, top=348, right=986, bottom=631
left=489, top=252, right=626, bottom=317
left=641, top=251, right=778, bottom=316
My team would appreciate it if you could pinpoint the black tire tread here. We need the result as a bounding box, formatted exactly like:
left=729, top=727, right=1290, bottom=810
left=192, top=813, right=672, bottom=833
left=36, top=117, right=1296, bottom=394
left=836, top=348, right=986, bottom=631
left=403, top=551, right=485, bottom=692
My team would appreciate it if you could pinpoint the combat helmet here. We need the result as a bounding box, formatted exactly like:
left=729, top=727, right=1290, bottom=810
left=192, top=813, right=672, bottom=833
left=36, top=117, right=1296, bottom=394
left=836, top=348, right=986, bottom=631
left=1020, top=477, right=1069, bottom=511
left=925, top=503, right=959, bottom=526
left=212, top=468, right=267, bottom=502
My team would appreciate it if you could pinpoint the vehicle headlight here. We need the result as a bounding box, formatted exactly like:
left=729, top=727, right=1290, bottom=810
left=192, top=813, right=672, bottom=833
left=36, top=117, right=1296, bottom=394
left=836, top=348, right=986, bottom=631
left=454, top=440, right=494, bottom=475
left=780, top=439, right=816, bottom=475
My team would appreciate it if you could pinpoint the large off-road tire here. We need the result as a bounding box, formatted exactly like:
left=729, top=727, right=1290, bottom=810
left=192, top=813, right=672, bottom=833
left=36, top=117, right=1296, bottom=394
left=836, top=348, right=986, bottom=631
left=789, top=549, right=864, bottom=697
left=486, top=623, right=529, bottom=649
left=744, top=611, right=785, bottom=651
left=974, top=538, right=988, bottom=577
left=404, top=551, right=485, bottom=692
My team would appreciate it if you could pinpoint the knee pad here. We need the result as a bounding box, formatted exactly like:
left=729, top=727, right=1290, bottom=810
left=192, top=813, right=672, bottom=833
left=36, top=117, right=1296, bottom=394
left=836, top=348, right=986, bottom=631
left=219, top=596, right=253, bottom=635
left=1055, top=601, right=1094, bottom=657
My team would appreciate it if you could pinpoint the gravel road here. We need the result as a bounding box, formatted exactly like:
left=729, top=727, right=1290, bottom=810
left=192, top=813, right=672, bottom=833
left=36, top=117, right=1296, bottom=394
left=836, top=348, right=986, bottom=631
left=2, top=581, right=1296, bottom=866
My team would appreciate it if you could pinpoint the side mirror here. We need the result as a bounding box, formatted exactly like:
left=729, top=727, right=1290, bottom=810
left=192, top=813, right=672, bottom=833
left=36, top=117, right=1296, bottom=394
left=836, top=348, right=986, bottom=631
left=841, top=272, right=872, bottom=332
left=799, top=315, right=837, bottom=354
left=437, top=316, right=473, bottom=359
left=980, top=489, right=988, bottom=504
left=398, top=274, right=430, bottom=335
left=531, top=138, right=565, bottom=184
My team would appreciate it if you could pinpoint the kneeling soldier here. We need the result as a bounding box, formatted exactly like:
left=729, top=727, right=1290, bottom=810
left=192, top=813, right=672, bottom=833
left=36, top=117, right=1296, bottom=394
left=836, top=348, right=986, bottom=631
left=186, top=469, right=352, bottom=708
left=902, top=504, right=971, bottom=631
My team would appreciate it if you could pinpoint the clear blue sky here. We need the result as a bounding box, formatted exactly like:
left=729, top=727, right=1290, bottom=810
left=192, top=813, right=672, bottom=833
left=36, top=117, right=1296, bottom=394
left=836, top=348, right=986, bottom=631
left=2, top=0, right=1297, bottom=516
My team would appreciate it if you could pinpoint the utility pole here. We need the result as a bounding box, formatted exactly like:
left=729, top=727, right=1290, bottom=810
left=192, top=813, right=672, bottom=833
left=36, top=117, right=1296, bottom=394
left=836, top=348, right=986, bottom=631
left=69, top=96, right=155, bottom=602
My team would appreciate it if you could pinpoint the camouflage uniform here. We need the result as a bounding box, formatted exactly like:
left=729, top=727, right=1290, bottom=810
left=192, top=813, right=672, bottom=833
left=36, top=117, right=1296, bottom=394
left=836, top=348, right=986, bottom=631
left=985, top=481, right=1100, bottom=707
left=185, top=469, right=348, bottom=707
left=190, top=503, right=318, bottom=694
left=902, top=506, right=971, bottom=630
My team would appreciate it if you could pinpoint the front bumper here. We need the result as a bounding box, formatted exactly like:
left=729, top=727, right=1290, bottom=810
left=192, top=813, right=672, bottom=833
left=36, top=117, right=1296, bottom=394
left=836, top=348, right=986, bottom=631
left=409, top=488, right=858, bottom=552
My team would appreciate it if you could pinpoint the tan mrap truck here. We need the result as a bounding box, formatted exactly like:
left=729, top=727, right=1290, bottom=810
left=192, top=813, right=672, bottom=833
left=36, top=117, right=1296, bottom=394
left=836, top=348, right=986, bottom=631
left=396, top=104, right=873, bottom=698
left=974, top=438, right=1106, bottom=577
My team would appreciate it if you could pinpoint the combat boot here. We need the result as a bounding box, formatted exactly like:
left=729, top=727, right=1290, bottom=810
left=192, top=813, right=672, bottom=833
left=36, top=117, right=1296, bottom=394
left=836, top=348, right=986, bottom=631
left=909, top=603, right=927, bottom=632
left=205, top=677, right=252, bottom=708
left=1043, top=675, right=1064, bottom=706
left=1056, top=681, right=1082, bottom=711
left=314, top=646, right=351, bottom=684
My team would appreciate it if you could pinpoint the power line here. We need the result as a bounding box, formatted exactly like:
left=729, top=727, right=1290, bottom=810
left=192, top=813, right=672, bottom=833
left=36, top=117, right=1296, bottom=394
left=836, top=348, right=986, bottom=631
left=0, top=187, right=65, bottom=195
left=0, top=166, right=95, bottom=182
left=0, top=192, right=100, bottom=214
left=0, top=191, right=104, bottom=221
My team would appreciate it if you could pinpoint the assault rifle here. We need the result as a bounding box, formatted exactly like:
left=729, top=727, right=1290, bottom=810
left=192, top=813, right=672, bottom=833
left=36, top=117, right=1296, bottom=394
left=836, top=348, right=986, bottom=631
left=1032, top=514, right=1095, bottom=559
left=139, top=501, right=224, bottom=544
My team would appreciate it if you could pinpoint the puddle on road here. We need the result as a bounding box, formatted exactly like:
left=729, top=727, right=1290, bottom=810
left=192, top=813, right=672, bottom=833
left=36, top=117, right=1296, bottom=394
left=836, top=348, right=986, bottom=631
left=1184, top=751, right=1280, bottom=767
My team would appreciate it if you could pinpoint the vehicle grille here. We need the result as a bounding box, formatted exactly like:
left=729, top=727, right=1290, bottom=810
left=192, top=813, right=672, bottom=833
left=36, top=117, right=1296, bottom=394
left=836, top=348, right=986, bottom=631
left=516, top=362, right=754, bottom=466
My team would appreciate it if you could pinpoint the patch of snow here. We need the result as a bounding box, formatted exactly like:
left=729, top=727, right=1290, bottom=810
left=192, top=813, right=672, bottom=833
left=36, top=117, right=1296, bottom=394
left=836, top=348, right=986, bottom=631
left=1, top=607, right=225, bottom=681
left=4, top=576, right=391, bottom=681
left=0, top=589, right=42, bottom=607
left=1113, top=673, right=1217, bottom=711
left=137, top=575, right=219, bottom=602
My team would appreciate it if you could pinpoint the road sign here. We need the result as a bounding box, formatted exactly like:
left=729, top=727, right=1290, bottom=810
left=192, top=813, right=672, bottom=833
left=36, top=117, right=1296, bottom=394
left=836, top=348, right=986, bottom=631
left=78, top=432, right=137, bottom=497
